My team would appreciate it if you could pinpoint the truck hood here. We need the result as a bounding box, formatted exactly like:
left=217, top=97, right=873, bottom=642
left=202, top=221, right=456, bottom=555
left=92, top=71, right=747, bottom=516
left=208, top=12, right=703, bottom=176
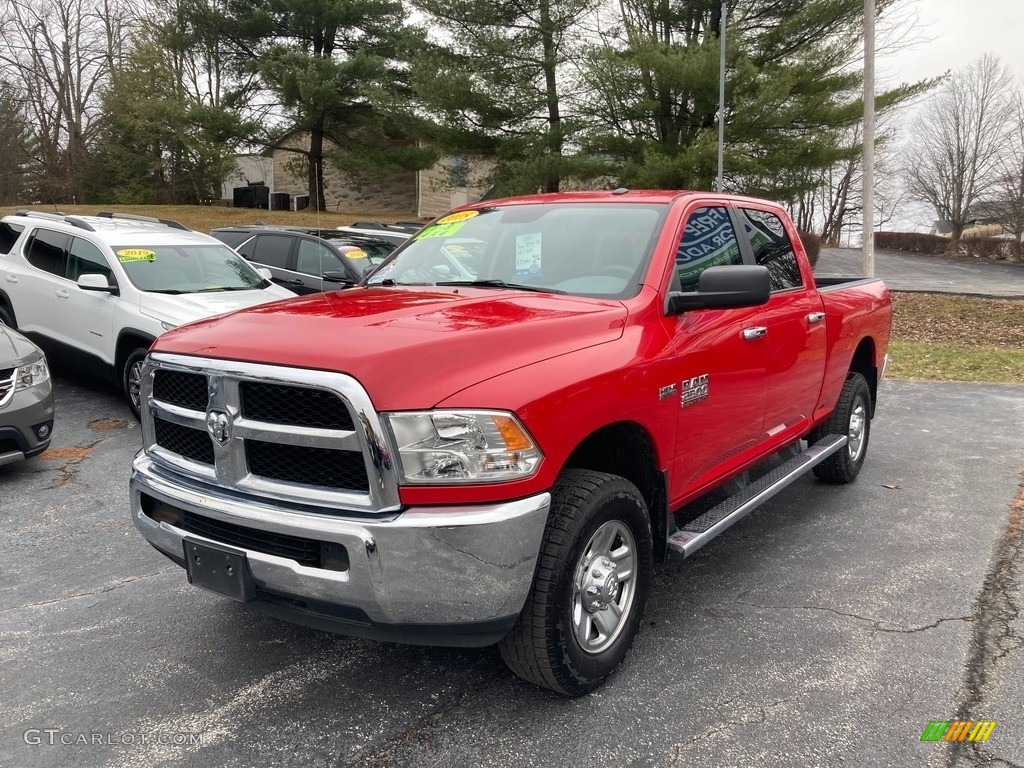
left=138, top=285, right=294, bottom=328
left=153, top=287, right=628, bottom=409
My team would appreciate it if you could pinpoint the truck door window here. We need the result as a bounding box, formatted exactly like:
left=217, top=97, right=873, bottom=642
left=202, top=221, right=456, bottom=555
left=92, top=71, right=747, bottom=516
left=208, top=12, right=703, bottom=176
left=737, top=208, right=803, bottom=291
left=25, top=228, right=69, bottom=277
left=675, top=207, right=743, bottom=292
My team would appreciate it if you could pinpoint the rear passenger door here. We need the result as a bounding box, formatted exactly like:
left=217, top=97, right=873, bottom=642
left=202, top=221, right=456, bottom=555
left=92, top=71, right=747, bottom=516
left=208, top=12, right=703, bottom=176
left=238, top=234, right=297, bottom=290
left=735, top=206, right=825, bottom=443
left=13, top=228, right=67, bottom=338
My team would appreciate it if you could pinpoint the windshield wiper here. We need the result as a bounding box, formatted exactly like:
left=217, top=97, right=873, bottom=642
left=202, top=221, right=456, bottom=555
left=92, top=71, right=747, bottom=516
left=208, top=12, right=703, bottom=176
left=196, top=286, right=252, bottom=292
left=146, top=289, right=186, bottom=294
left=435, top=280, right=566, bottom=294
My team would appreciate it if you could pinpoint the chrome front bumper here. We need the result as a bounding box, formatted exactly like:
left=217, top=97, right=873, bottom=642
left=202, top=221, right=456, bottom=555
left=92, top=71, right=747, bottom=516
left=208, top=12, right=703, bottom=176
left=130, top=453, right=550, bottom=646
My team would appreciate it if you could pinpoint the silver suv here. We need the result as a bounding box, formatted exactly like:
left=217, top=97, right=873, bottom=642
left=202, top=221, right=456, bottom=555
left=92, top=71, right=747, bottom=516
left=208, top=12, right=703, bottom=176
left=0, top=211, right=293, bottom=418
left=0, top=324, right=53, bottom=466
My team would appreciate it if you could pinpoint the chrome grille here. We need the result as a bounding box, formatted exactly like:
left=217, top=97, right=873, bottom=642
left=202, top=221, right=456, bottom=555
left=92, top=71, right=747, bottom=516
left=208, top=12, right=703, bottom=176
left=142, top=353, right=400, bottom=514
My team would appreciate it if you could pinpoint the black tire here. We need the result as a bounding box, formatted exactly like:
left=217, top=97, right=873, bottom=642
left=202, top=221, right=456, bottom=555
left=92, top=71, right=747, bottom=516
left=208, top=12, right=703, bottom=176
left=498, top=469, right=653, bottom=696
left=122, top=348, right=148, bottom=421
left=810, top=372, right=871, bottom=483
left=0, top=303, right=16, bottom=329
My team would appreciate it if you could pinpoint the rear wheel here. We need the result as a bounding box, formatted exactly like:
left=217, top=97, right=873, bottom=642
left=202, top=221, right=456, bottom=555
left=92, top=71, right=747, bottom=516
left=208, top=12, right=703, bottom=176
left=498, top=469, right=652, bottom=696
left=810, top=372, right=872, bottom=483
left=122, top=348, right=148, bottom=420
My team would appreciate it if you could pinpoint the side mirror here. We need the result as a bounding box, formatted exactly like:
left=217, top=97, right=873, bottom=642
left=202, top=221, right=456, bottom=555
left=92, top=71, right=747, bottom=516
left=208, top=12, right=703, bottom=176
left=667, top=265, right=770, bottom=314
left=77, top=273, right=118, bottom=295
left=322, top=270, right=355, bottom=285
left=256, top=268, right=273, bottom=280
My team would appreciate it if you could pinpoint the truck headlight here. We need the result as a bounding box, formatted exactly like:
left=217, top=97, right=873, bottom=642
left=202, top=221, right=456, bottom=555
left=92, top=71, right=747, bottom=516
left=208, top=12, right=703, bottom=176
left=15, top=357, right=50, bottom=391
left=385, top=410, right=542, bottom=484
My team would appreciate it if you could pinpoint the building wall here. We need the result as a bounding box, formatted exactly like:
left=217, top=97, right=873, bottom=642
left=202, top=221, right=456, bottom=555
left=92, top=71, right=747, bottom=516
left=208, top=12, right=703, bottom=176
left=416, top=155, right=496, bottom=218
left=221, top=155, right=274, bottom=201
left=269, top=136, right=418, bottom=213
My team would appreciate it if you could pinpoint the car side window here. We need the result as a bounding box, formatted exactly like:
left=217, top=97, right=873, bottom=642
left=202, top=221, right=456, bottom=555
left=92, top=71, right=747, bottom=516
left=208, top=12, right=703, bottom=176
left=67, top=238, right=114, bottom=283
left=675, top=207, right=743, bottom=292
left=25, top=228, right=69, bottom=276
left=0, top=223, right=24, bottom=255
left=296, top=240, right=342, bottom=276
left=737, top=208, right=803, bottom=292
left=250, top=235, right=292, bottom=268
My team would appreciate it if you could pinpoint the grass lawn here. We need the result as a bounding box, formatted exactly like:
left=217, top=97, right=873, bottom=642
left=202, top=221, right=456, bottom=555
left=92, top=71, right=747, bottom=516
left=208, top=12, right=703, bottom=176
left=888, top=292, right=1024, bottom=384
left=0, top=203, right=422, bottom=233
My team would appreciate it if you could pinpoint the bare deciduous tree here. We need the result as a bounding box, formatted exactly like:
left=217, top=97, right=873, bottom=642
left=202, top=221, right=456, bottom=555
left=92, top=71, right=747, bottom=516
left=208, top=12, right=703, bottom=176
left=992, top=94, right=1024, bottom=257
left=904, top=53, right=1016, bottom=253
left=0, top=0, right=135, bottom=202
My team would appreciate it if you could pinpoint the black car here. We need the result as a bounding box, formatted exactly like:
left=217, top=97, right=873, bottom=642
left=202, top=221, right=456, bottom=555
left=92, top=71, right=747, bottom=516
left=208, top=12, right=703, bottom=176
left=210, top=226, right=396, bottom=294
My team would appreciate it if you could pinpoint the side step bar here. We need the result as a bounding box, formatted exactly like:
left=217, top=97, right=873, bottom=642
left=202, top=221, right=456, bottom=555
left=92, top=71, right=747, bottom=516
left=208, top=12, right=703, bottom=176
left=666, top=434, right=848, bottom=559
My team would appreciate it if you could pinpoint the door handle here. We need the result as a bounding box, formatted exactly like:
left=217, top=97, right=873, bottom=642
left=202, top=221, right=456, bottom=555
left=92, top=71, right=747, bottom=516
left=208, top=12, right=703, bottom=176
left=742, top=327, right=768, bottom=341
left=4, top=275, right=16, bottom=283
left=807, top=312, right=826, bottom=324
left=284, top=279, right=304, bottom=286
left=55, top=289, right=70, bottom=299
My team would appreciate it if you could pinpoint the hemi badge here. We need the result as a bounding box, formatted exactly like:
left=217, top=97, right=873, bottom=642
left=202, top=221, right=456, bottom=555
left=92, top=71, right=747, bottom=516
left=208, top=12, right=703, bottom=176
left=659, top=384, right=677, bottom=401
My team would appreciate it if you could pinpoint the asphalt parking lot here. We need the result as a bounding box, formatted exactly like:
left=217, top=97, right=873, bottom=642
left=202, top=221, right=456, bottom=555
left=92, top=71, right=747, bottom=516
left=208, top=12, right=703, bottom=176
left=2, top=372, right=1023, bottom=768
left=816, top=248, right=1024, bottom=297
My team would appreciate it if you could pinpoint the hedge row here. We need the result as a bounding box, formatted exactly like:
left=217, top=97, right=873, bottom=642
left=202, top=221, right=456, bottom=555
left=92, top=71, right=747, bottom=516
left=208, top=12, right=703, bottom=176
left=874, top=231, right=1019, bottom=260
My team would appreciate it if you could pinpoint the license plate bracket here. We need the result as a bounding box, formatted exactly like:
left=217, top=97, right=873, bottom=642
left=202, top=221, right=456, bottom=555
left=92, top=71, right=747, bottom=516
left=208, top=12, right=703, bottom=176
left=183, top=538, right=255, bottom=602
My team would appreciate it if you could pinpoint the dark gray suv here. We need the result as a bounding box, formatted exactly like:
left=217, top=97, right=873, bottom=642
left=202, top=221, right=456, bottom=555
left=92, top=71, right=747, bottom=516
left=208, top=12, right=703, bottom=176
left=0, top=324, right=54, bottom=465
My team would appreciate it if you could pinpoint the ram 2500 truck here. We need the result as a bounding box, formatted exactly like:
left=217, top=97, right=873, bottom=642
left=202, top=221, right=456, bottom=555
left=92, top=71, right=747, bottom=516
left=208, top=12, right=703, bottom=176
left=129, top=191, right=891, bottom=695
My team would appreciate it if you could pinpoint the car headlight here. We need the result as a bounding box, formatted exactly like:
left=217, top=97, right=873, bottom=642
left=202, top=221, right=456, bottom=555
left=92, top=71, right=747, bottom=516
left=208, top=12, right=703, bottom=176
left=386, top=410, right=542, bottom=484
left=15, top=356, right=50, bottom=391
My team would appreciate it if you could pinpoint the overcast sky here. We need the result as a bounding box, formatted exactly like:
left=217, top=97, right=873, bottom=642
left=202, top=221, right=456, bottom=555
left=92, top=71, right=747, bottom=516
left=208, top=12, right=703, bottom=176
left=879, top=0, right=1024, bottom=87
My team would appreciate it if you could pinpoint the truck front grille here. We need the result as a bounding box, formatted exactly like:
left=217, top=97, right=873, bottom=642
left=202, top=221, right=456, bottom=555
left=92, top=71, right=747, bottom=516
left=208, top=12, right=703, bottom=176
left=142, top=354, right=399, bottom=514
left=246, top=439, right=370, bottom=491
left=153, top=370, right=208, bottom=410
left=240, top=381, right=353, bottom=430
left=153, top=417, right=214, bottom=465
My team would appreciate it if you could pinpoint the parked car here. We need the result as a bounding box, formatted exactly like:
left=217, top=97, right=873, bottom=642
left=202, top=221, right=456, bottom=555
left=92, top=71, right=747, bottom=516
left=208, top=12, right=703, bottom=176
left=335, top=221, right=419, bottom=248
left=0, top=210, right=294, bottom=419
left=210, top=226, right=396, bottom=293
left=128, top=191, right=891, bottom=695
left=0, top=323, right=53, bottom=466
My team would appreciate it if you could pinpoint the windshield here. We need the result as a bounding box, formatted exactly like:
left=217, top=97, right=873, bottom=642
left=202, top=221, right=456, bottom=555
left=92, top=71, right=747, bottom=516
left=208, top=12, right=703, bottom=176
left=365, top=203, right=667, bottom=297
left=114, top=244, right=267, bottom=293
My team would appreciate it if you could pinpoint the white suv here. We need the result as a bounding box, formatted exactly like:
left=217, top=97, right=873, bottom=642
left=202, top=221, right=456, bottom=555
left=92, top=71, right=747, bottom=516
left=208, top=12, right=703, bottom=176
left=0, top=210, right=294, bottom=418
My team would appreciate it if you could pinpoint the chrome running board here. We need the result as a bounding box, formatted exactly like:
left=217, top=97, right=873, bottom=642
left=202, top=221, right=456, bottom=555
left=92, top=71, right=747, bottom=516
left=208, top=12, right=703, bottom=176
left=666, top=434, right=848, bottom=559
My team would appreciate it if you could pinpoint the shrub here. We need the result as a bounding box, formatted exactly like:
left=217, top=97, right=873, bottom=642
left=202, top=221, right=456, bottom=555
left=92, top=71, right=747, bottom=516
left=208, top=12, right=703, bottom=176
left=961, top=237, right=1014, bottom=260
left=874, top=231, right=948, bottom=254
left=798, top=229, right=821, bottom=269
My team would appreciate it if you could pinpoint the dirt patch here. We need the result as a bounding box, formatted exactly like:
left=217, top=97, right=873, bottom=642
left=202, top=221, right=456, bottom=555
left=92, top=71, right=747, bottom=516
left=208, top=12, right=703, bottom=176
left=892, top=292, right=1024, bottom=347
left=89, top=418, right=127, bottom=431
left=40, top=446, right=95, bottom=460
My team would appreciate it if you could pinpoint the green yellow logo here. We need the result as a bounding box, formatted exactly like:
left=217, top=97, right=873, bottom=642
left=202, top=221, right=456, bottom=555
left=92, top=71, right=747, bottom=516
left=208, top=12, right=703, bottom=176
left=920, top=720, right=997, bottom=742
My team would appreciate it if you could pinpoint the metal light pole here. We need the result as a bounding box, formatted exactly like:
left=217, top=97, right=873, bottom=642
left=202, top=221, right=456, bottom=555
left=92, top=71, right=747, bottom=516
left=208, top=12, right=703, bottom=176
left=717, top=0, right=727, bottom=193
left=862, top=0, right=875, bottom=277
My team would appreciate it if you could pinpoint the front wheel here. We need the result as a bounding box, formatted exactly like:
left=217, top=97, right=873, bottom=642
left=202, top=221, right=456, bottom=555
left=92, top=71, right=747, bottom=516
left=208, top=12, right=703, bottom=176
left=810, top=372, right=872, bottom=483
left=498, top=469, right=653, bottom=696
left=122, top=349, right=148, bottom=421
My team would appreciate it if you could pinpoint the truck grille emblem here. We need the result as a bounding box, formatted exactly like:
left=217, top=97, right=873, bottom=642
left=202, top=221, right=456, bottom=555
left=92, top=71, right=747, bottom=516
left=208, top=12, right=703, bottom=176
left=206, top=410, right=232, bottom=445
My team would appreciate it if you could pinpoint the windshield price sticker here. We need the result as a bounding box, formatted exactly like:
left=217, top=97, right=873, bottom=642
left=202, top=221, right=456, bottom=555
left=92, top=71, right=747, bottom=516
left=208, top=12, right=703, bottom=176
left=116, top=249, right=156, bottom=263
left=516, top=232, right=543, bottom=276
left=437, top=210, right=478, bottom=225
left=416, top=210, right=479, bottom=240
left=343, top=249, right=368, bottom=259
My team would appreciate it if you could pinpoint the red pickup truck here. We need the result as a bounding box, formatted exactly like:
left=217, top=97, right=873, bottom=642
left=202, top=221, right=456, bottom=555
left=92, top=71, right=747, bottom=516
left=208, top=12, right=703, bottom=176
left=129, top=191, right=890, bottom=695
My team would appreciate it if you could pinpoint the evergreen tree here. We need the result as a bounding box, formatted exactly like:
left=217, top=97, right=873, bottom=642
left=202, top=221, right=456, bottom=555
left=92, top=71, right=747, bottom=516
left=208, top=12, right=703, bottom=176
left=409, top=0, right=602, bottom=194
left=193, top=0, right=435, bottom=209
